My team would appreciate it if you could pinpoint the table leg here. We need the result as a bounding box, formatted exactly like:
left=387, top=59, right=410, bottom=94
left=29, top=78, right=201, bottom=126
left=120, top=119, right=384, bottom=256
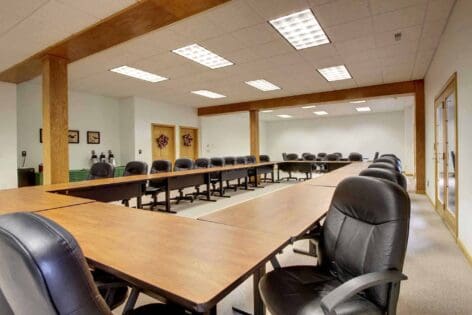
left=137, top=196, right=142, bottom=209
left=253, top=265, right=266, bottom=315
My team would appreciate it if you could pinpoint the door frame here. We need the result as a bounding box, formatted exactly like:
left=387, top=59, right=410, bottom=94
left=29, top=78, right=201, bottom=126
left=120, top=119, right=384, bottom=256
left=179, top=126, right=199, bottom=159
left=151, top=123, right=177, bottom=162
left=434, top=72, right=459, bottom=237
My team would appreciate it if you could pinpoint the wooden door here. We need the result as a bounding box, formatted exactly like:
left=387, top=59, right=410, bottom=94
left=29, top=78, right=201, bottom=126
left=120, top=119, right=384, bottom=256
left=179, top=127, right=199, bottom=160
left=152, top=124, right=176, bottom=162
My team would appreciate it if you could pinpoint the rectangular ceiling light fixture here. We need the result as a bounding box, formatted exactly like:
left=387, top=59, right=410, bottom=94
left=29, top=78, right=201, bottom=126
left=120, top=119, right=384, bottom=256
left=110, top=66, right=168, bottom=82
left=261, top=110, right=274, bottom=113
left=277, top=114, right=292, bottom=118
left=314, top=111, right=328, bottom=116
left=301, top=105, right=316, bottom=109
left=350, top=100, right=366, bottom=104
left=172, top=44, right=233, bottom=69
left=356, top=107, right=372, bottom=112
left=245, top=79, right=281, bottom=91
left=191, top=90, right=226, bottom=99
left=317, top=65, right=352, bottom=81
left=269, top=9, right=330, bottom=50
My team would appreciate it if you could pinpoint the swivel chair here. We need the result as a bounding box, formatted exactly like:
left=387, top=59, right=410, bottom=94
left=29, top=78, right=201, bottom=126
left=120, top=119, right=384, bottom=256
left=88, top=162, right=114, bottom=180
left=122, top=161, right=148, bottom=208
left=172, top=158, right=195, bottom=204
left=144, top=160, right=172, bottom=210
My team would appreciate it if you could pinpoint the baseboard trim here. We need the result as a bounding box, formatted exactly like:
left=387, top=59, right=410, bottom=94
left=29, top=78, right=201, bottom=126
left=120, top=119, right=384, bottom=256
left=458, top=239, right=472, bottom=266
left=425, top=193, right=435, bottom=207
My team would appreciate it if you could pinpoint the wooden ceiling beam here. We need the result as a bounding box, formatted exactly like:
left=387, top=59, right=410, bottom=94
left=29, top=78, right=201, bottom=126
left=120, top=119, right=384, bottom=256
left=0, top=0, right=229, bottom=83
left=197, top=80, right=420, bottom=116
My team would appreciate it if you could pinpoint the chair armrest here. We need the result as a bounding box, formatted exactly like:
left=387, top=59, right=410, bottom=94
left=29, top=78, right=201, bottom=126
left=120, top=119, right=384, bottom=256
left=320, top=270, right=407, bottom=315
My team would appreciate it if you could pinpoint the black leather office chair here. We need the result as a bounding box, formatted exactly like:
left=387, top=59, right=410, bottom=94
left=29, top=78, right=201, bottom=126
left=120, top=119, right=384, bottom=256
left=88, top=162, right=114, bottom=179
left=369, top=162, right=401, bottom=173
left=317, top=152, right=327, bottom=160
left=359, top=168, right=407, bottom=190
left=326, top=153, right=340, bottom=161
left=144, top=160, right=172, bottom=210
left=259, top=155, right=273, bottom=182
left=223, top=157, right=238, bottom=191
left=380, top=154, right=400, bottom=161
left=246, top=155, right=257, bottom=164
left=282, top=152, right=288, bottom=161
left=373, top=152, right=380, bottom=161
left=333, top=152, right=343, bottom=159
left=301, top=152, right=312, bottom=160
left=236, top=156, right=247, bottom=164
left=173, top=158, right=195, bottom=204
left=122, top=161, right=148, bottom=208
left=259, top=155, right=270, bottom=162
left=348, top=152, right=363, bottom=161
left=259, top=176, right=410, bottom=315
left=286, top=153, right=299, bottom=161
left=210, top=157, right=225, bottom=195
left=375, top=157, right=402, bottom=171
left=0, top=212, right=186, bottom=315
left=191, top=158, right=211, bottom=198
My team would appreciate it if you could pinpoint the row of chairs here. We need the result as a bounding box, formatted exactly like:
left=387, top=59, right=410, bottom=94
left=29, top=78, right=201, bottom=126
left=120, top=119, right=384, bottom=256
left=259, top=153, right=410, bottom=315
left=282, top=152, right=364, bottom=162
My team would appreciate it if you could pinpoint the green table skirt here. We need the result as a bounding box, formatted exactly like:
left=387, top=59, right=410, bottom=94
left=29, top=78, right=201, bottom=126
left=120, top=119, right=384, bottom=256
left=35, top=166, right=126, bottom=185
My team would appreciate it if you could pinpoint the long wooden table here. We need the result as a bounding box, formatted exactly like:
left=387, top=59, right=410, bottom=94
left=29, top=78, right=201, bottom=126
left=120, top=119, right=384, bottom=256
left=302, top=161, right=370, bottom=187
left=0, top=186, right=93, bottom=214
left=277, top=160, right=352, bottom=180
left=40, top=203, right=288, bottom=314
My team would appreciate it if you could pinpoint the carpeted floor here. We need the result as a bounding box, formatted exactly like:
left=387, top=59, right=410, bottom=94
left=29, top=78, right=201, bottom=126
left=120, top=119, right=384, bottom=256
left=114, top=177, right=472, bottom=315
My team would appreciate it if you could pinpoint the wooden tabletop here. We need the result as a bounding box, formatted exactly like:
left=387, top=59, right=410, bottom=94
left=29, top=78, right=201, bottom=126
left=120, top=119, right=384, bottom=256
left=200, top=184, right=335, bottom=239
left=40, top=203, right=288, bottom=312
left=42, top=162, right=276, bottom=192
left=0, top=187, right=93, bottom=214
left=277, top=160, right=351, bottom=164
left=303, top=162, right=370, bottom=187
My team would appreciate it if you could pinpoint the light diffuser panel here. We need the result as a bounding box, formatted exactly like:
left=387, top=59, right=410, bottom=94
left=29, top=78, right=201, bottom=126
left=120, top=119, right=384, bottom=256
left=110, top=66, right=168, bottom=83
left=269, top=9, right=330, bottom=50
left=314, top=111, right=328, bottom=116
left=245, top=79, right=281, bottom=91
left=277, top=114, right=292, bottom=118
left=172, top=44, right=233, bottom=69
left=191, top=90, right=226, bottom=99
left=317, top=65, right=352, bottom=81
left=356, top=107, right=372, bottom=112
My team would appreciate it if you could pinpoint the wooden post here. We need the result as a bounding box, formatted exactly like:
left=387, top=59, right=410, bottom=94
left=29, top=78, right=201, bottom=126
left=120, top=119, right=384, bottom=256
left=42, top=55, right=69, bottom=184
left=415, top=80, right=425, bottom=193
left=250, top=110, right=260, bottom=162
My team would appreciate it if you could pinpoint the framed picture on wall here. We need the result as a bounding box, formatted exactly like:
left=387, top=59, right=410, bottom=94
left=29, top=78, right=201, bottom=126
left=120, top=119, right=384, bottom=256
left=68, top=130, right=80, bottom=144
left=87, top=131, right=100, bottom=144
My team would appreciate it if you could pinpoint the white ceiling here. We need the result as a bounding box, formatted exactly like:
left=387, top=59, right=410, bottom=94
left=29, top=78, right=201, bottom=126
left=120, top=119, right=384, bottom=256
left=260, top=95, right=414, bottom=121
left=2, top=0, right=455, bottom=108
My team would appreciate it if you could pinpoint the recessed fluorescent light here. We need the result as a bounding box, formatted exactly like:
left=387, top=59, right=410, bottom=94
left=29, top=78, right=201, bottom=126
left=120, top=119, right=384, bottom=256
left=261, top=110, right=274, bottom=113
left=350, top=100, right=366, bottom=104
left=302, top=105, right=316, bottom=109
left=245, top=79, right=281, bottom=91
left=277, top=114, right=292, bottom=118
left=317, top=65, right=352, bottom=82
left=110, top=66, right=168, bottom=82
left=356, top=107, right=371, bottom=112
left=172, top=44, right=233, bottom=69
left=269, top=9, right=330, bottom=50
left=191, top=90, right=226, bottom=99
left=314, top=111, right=328, bottom=116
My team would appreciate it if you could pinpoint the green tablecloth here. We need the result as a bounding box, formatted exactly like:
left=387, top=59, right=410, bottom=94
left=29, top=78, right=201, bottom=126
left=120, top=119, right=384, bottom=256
left=35, top=166, right=126, bottom=185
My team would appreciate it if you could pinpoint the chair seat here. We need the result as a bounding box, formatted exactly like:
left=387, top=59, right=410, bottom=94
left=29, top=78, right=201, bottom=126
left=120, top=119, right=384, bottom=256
left=130, top=303, right=188, bottom=315
left=145, top=186, right=163, bottom=195
left=259, top=266, right=382, bottom=315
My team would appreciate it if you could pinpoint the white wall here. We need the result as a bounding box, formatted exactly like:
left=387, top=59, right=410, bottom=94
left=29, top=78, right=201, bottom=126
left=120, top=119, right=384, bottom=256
left=261, top=111, right=405, bottom=162
left=424, top=0, right=472, bottom=254
left=16, top=81, right=122, bottom=170
left=132, top=97, right=199, bottom=165
left=119, top=97, right=135, bottom=165
left=200, top=112, right=250, bottom=157
left=403, top=106, right=415, bottom=174
left=0, top=82, right=18, bottom=189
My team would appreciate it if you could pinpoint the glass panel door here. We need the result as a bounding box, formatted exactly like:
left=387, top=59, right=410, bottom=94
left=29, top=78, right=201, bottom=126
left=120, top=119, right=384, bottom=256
left=444, top=91, right=457, bottom=228
left=435, top=101, right=446, bottom=214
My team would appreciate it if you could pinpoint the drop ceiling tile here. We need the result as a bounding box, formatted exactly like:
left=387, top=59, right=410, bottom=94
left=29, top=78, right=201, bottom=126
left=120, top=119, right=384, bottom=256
left=298, top=44, right=339, bottom=63
left=313, top=0, right=370, bottom=27
left=374, top=25, right=422, bottom=47
left=245, top=0, right=310, bottom=20
left=329, top=79, right=358, bottom=90
left=201, top=33, right=247, bottom=54
left=325, top=18, right=374, bottom=42
left=158, top=62, right=208, bottom=79
left=169, top=13, right=224, bottom=42
left=334, top=36, right=375, bottom=55
left=352, top=69, right=384, bottom=86
left=424, top=0, right=455, bottom=23
left=208, top=0, right=263, bottom=32
left=375, top=40, right=418, bottom=60
left=417, top=19, right=448, bottom=51
left=412, top=49, right=435, bottom=79
left=130, top=52, right=184, bottom=73
left=339, top=49, right=380, bottom=64
left=369, top=0, right=427, bottom=15
left=382, top=62, right=413, bottom=83
left=58, top=0, right=136, bottom=19
left=224, top=48, right=262, bottom=64
left=250, top=39, right=294, bottom=59
left=267, top=52, right=309, bottom=67
left=0, top=0, right=48, bottom=35
left=372, top=4, right=426, bottom=33
left=231, top=23, right=279, bottom=48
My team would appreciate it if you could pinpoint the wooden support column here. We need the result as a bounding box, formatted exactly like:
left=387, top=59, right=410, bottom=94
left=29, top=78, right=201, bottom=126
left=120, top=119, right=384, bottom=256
left=42, top=55, right=69, bottom=184
left=250, top=110, right=260, bottom=162
left=415, top=80, right=425, bottom=193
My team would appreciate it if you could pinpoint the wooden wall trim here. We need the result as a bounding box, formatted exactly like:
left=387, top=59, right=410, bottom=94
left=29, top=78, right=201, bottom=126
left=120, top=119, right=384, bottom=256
left=415, top=80, right=426, bottom=193
left=249, top=110, right=260, bottom=162
left=0, top=0, right=229, bottom=83
left=197, top=81, right=419, bottom=116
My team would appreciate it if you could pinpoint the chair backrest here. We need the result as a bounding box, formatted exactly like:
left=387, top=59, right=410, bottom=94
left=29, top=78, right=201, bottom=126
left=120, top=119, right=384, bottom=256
left=322, top=176, right=410, bottom=310
left=359, top=168, right=407, bottom=190
left=304, top=153, right=316, bottom=161
left=326, top=153, right=340, bottom=161
left=317, top=152, right=327, bottom=159
left=150, top=160, right=172, bottom=173
left=259, top=155, right=270, bottom=162
left=224, top=156, right=236, bottom=165
left=380, top=154, right=400, bottom=161
left=369, top=162, right=401, bottom=173
left=174, top=158, right=194, bottom=171
left=282, top=153, right=288, bottom=161
left=245, top=155, right=257, bottom=164
left=210, top=157, right=225, bottom=167
left=123, top=161, right=148, bottom=176
left=373, top=152, right=380, bottom=161
left=286, top=153, right=299, bottom=161
left=194, top=158, right=211, bottom=168
left=0, top=212, right=111, bottom=315
left=348, top=152, right=363, bottom=161
left=88, top=162, right=115, bottom=180
left=236, top=156, right=247, bottom=164
left=375, top=158, right=402, bottom=170
left=301, top=152, right=312, bottom=159
left=333, top=152, right=343, bottom=158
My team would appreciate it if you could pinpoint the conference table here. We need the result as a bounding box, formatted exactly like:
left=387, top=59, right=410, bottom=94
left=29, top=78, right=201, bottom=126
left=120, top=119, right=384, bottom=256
left=303, top=161, right=371, bottom=187
left=277, top=160, right=352, bottom=181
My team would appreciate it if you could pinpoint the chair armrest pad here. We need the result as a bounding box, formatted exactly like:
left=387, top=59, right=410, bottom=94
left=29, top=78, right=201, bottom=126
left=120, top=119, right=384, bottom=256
left=320, top=270, right=407, bottom=315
